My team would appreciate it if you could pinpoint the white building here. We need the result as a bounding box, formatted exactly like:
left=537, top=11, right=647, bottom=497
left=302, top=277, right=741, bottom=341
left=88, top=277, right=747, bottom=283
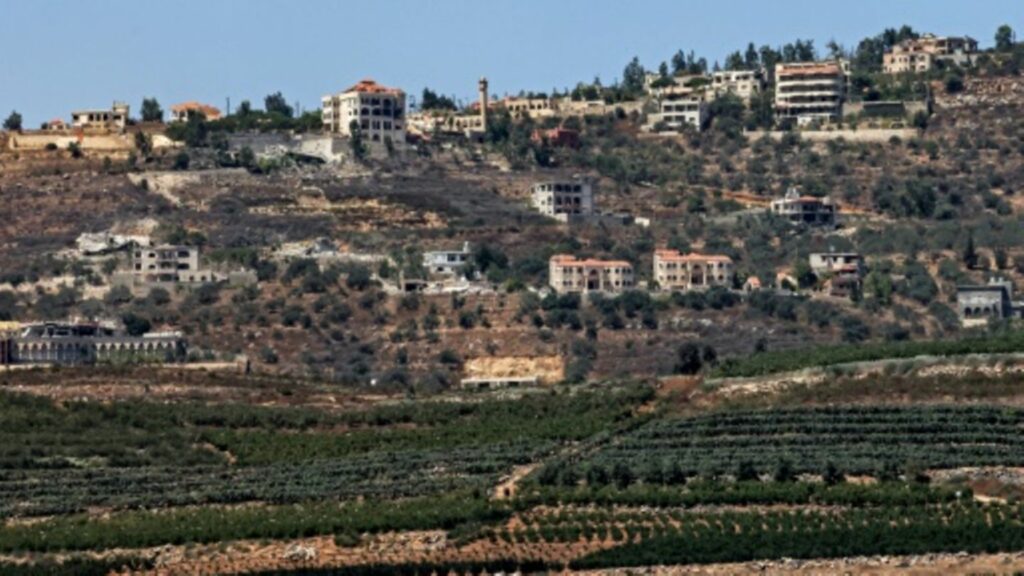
left=71, top=102, right=130, bottom=132
left=132, top=245, right=218, bottom=286
left=711, top=69, right=763, bottom=101
left=423, top=242, right=472, bottom=276
left=531, top=178, right=594, bottom=221
left=647, top=92, right=707, bottom=132
left=809, top=252, right=863, bottom=275
left=322, top=79, right=406, bottom=143
left=774, top=60, right=849, bottom=126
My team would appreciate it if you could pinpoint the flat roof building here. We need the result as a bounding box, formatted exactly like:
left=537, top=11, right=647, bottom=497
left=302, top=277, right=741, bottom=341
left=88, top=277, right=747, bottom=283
left=774, top=60, right=849, bottom=125
left=770, top=188, right=837, bottom=227
left=71, top=102, right=130, bottom=132
left=531, top=178, right=595, bottom=222
left=957, top=278, right=1022, bottom=324
left=711, top=69, right=764, bottom=101
left=653, top=250, right=734, bottom=291
left=322, top=79, right=406, bottom=143
left=423, top=242, right=472, bottom=276
left=132, top=245, right=218, bottom=286
left=883, top=34, right=978, bottom=74
left=647, top=92, right=707, bottom=132
left=549, top=255, right=634, bottom=294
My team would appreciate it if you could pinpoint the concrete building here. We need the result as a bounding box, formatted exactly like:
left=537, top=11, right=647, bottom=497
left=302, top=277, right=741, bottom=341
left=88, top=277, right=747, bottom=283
left=423, top=242, right=472, bottom=276
left=501, top=97, right=555, bottom=119
left=549, top=255, right=634, bottom=294
left=957, top=278, right=1023, bottom=323
left=321, top=79, right=406, bottom=143
left=809, top=252, right=863, bottom=275
left=170, top=102, right=222, bottom=123
left=883, top=34, right=978, bottom=74
left=71, top=102, right=130, bottom=132
left=711, top=69, right=764, bottom=101
left=9, top=322, right=184, bottom=365
left=531, top=178, right=595, bottom=221
left=770, top=188, right=837, bottom=227
left=132, top=245, right=218, bottom=286
left=648, top=93, right=707, bottom=132
left=653, top=250, right=734, bottom=291
left=774, top=60, right=849, bottom=125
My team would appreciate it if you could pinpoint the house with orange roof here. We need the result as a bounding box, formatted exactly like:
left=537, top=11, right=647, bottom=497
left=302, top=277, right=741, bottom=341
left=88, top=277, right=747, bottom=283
left=653, top=249, right=734, bottom=291
left=43, top=118, right=67, bottom=131
left=170, top=102, right=222, bottom=123
left=321, top=78, right=406, bottom=143
left=549, top=255, right=634, bottom=294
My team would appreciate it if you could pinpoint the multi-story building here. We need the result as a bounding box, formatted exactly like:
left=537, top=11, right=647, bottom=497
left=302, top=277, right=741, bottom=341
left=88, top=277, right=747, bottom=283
left=711, top=69, right=764, bottom=101
left=321, top=79, right=406, bottom=143
left=653, top=250, right=734, bottom=291
left=647, top=92, right=707, bottom=132
left=531, top=178, right=595, bottom=221
left=423, top=242, right=472, bottom=276
left=170, top=102, right=222, bottom=123
left=71, top=102, right=130, bottom=132
left=774, top=60, right=849, bottom=125
left=769, top=188, right=837, bottom=227
left=883, top=34, right=978, bottom=74
left=132, top=245, right=217, bottom=285
left=9, top=322, right=184, bottom=365
left=549, top=255, right=634, bottom=294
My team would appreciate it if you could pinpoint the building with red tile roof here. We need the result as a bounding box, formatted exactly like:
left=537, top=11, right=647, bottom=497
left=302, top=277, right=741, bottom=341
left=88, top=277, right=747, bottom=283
left=322, top=79, right=406, bottom=143
left=170, top=102, right=222, bottom=123
left=549, top=255, right=634, bottom=294
left=653, top=249, right=734, bottom=291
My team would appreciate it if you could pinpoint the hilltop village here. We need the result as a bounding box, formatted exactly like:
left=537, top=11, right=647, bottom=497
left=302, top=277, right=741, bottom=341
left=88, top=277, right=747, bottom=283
left=11, top=16, right=1024, bottom=576
left=1, top=27, right=1024, bottom=389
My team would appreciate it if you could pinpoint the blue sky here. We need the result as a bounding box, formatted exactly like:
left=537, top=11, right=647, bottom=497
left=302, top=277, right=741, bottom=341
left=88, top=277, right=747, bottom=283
left=0, top=0, right=1019, bottom=125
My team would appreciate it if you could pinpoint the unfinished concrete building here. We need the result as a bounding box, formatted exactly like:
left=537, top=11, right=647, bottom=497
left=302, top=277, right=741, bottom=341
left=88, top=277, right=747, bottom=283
left=71, top=102, right=130, bottom=132
left=322, top=79, right=406, bottom=143
left=132, top=245, right=218, bottom=286
left=423, top=242, right=472, bottom=276
left=653, top=250, right=734, bottom=291
left=549, top=255, right=634, bottom=294
left=711, top=69, right=764, bottom=101
left=883, top=34, right=978, bottom=74
left=770, top=188, right=837, bottom=227
left=774, top=60, right=849, bottom=126
left=531, top=178, right=595, bottom=222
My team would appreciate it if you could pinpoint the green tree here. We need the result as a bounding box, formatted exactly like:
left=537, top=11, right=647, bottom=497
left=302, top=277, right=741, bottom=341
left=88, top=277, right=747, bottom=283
left=349, top=120, right=367, bottom=160
left=622, top=56, right=646, bottom=94
left=674, top=342, right=703, bottom=375
left=995, top=24, right=1016, bottom=52
left=264, top=92, right=293, bottom=117
left=173, top=151, right=190, bottom=170
left=134, top=131, right=153, bottom=156
left=963, top=232, right=978, bottom=269
left=140, top=98, right=163, bottom=122
left=3, top=110, right=22, bottom=132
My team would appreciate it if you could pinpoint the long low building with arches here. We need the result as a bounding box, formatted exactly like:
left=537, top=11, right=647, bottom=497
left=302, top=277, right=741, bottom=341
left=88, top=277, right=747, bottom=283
left=5, top=322, right=185, bottom=366
left=956, top=279, right=1024, bottom=325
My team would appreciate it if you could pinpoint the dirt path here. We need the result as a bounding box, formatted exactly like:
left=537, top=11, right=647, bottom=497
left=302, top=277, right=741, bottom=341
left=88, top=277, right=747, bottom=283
left=492, top=464, right=538, bottom=500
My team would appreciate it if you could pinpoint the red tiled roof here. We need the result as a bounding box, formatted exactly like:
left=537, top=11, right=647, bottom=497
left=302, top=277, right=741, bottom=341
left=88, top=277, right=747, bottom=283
left=171, top=102, right=221, bottom=119
left=777, top=63, right=842, bottom=77
left=344, top=78, right=404, bottom=95
left=550, top=254, right=632, bottom=268
left=655, top=249, right=733, bottom=264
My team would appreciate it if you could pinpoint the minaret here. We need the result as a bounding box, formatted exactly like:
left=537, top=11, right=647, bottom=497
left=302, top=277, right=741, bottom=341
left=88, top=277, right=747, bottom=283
left=478, top=77, right=489, bottom=132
